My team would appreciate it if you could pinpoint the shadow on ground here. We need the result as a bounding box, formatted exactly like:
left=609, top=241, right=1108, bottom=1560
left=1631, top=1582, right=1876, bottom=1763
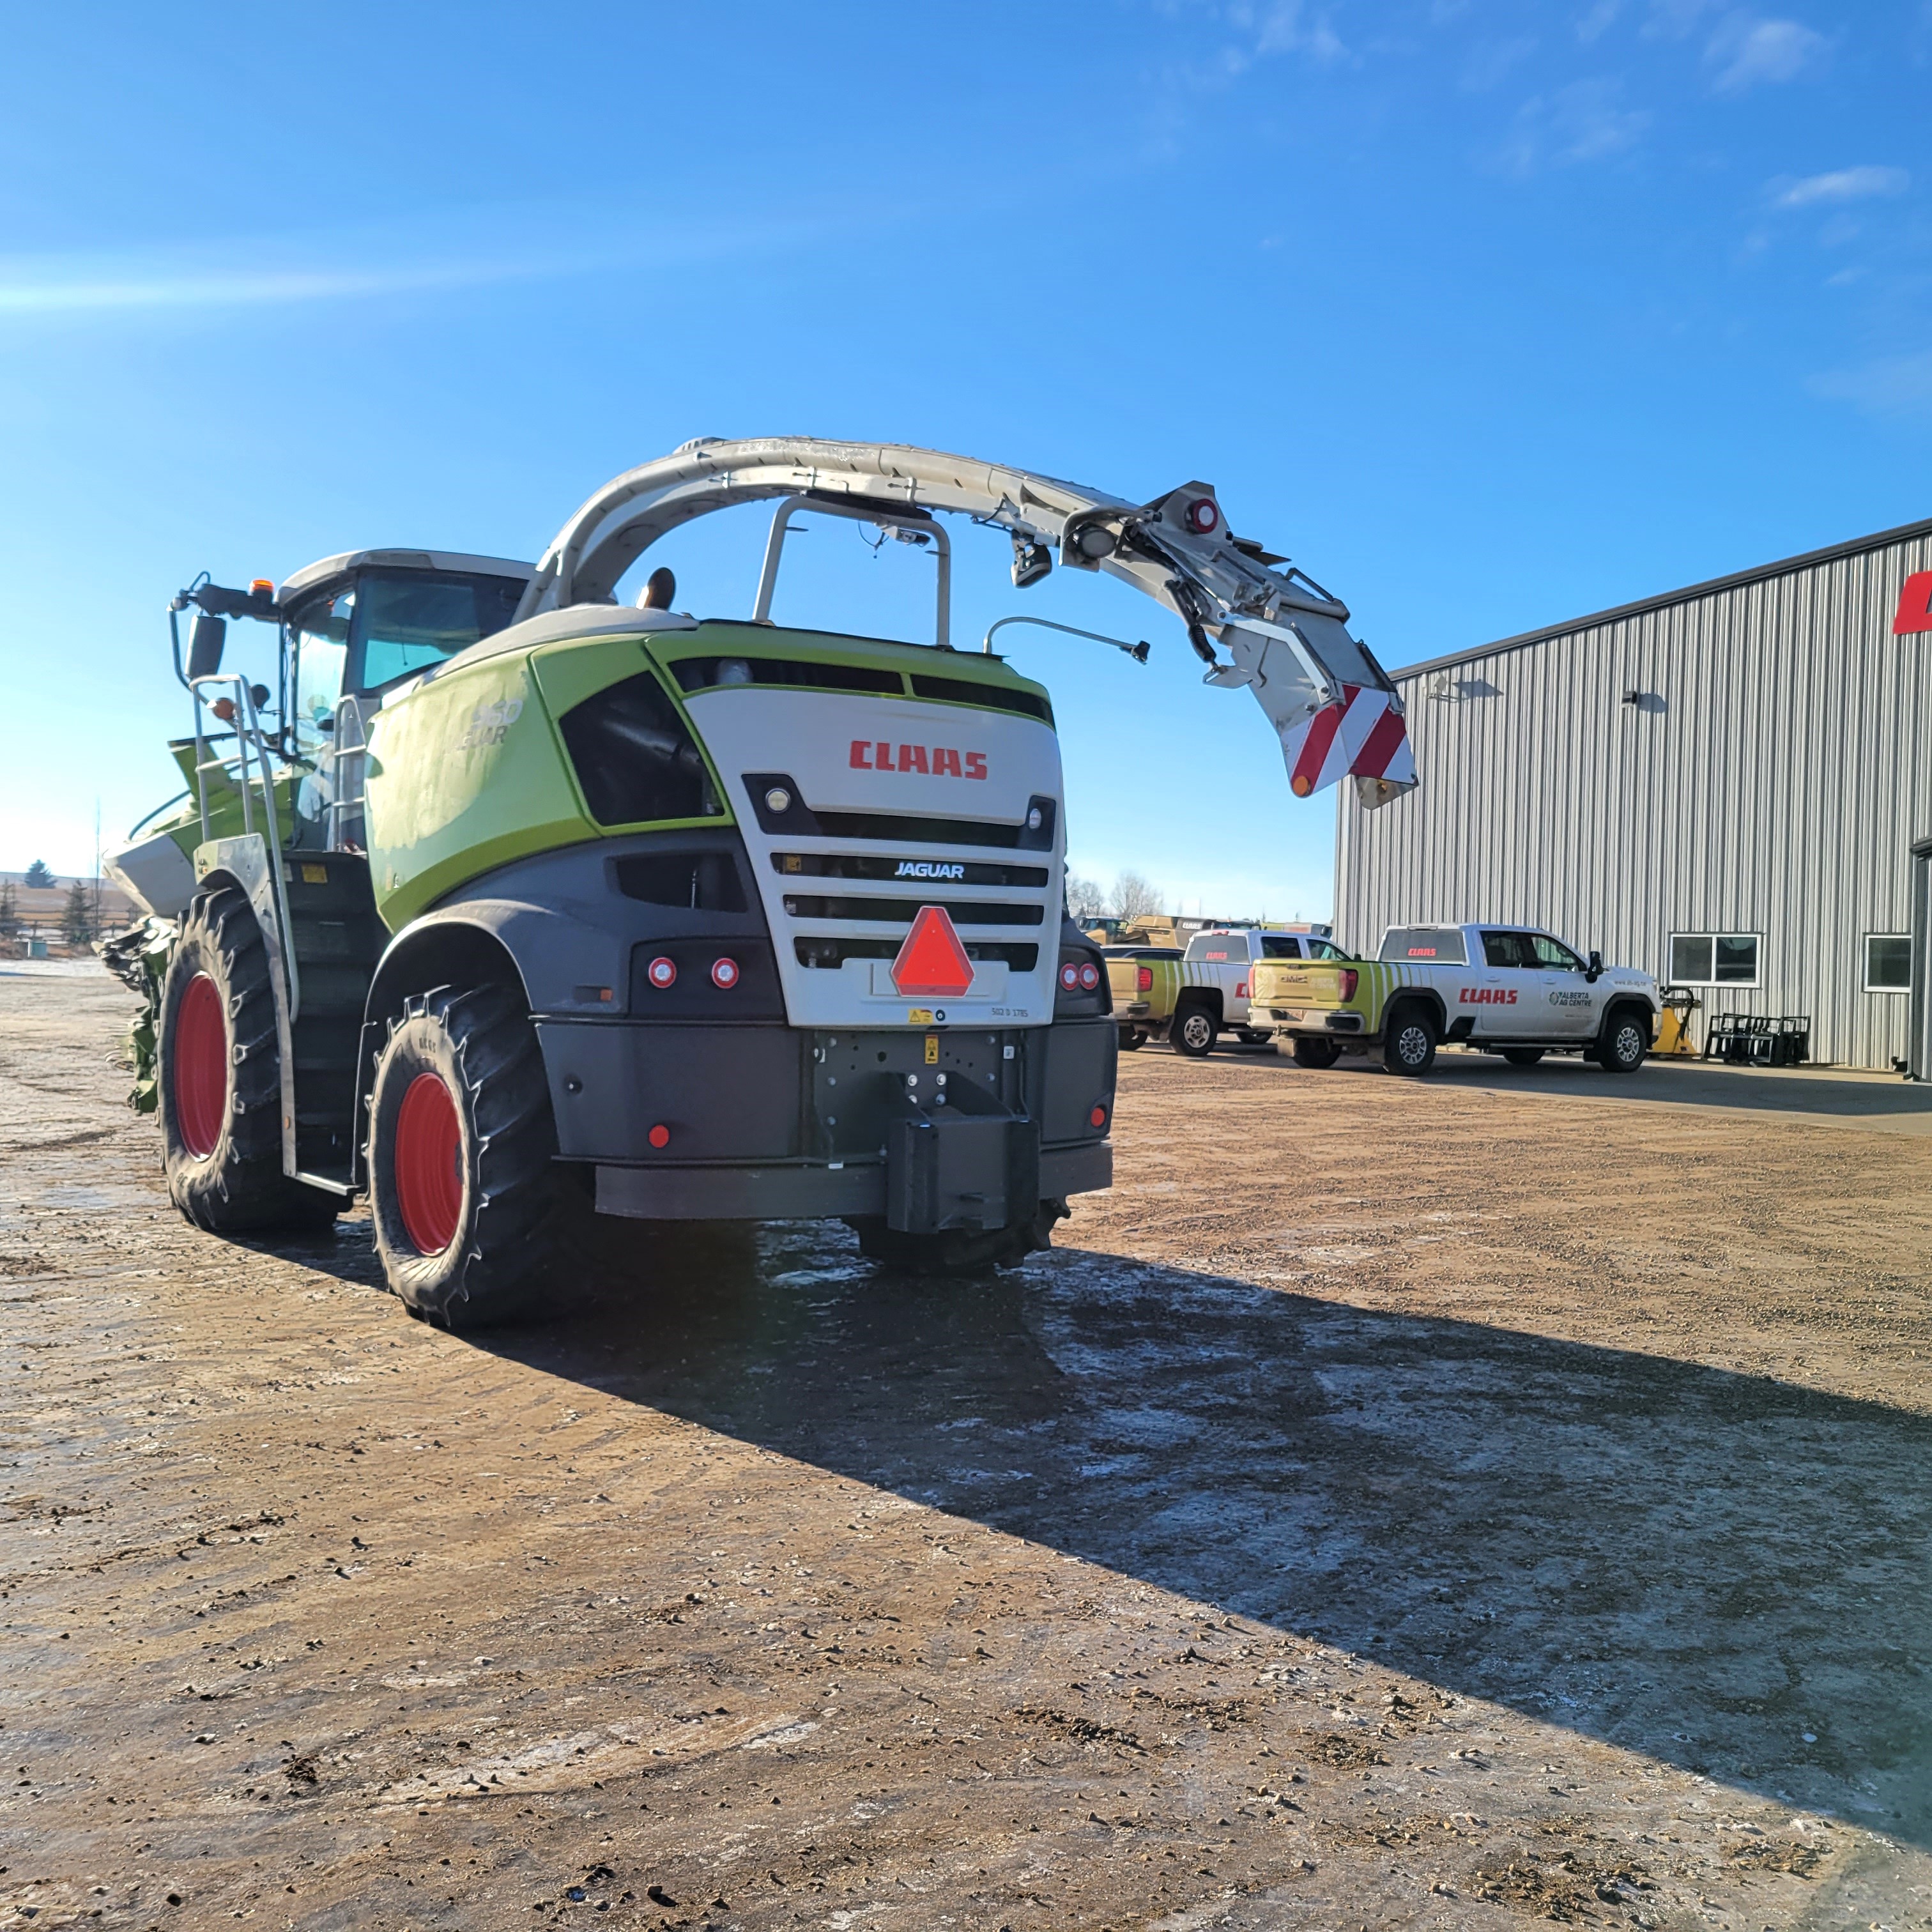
left=284, top=1214, right=1932, bottom=1851
left=1204, top=1040, right=1932, bottom=1122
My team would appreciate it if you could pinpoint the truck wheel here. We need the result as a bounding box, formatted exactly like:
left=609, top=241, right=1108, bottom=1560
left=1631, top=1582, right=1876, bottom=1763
left=1291, top=1037, right=1342, bottom=1070
left=367, top=983, right=579, bottom=1327
left=1502, top=1048, right=1544, bottom=1067
left=1381, top=1004, right=1438, bottom=1077
left=1118, top=1027, right=1146, bottom=1051
left=847, top=1200, right=1068, bottom=1276
left=1172, top=1004, right=1218, bottom=1057
left=159, top=885, right=338, bottom=1234
left=1595, top=1005, right=1650, bottom=1074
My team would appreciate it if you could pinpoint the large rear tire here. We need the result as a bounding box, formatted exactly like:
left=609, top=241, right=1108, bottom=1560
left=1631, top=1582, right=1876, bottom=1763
left=158, top=885, right=339, bottom=1234
left=847, top=1200, right=1068, bottom=1276
left=1117, top=1027, right=1147, bottom=1051
left=1501, top=1048, right=1544, bottom=1067
left=1291, top=1037, right=1343, bottom=1070
left=1381, top=1004, right=1438, bottom=1077
left=1172, top=1003, right=1218, bottom=1058
left=367, top=984, right=583, bottom=1327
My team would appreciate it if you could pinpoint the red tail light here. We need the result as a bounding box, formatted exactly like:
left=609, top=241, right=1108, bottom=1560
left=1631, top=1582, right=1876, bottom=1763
left=1137, top=965, right=1153, bottom=993
left=1338, top=969, right=1359, bottom=1000
left=1078, top=961, right=1100, bottom=991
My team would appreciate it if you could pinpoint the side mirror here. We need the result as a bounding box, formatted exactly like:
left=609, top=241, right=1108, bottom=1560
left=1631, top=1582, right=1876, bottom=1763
left=186, top=612, right=227, bottom=681
left=1587, top=949, right=1604, bottom=981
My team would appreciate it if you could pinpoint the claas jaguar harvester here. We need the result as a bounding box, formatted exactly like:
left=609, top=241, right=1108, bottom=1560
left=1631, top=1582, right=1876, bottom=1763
left=104, top=438, right=1414, bottom=1326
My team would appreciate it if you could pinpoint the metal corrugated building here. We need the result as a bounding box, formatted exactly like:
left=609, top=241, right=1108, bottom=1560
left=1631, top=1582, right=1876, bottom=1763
left=1335, top=514, right=1932, bottom=1070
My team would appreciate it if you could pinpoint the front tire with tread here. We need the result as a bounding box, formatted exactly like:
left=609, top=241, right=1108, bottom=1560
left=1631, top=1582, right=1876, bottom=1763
left=1595, top=1004, right=1650, bottom=1074
left=159, top=885, right=338, bottom=1234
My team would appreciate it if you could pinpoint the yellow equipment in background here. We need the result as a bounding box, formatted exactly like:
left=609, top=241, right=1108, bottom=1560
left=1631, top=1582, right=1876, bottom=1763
left=1655, top=984, right=1701, bottom=1056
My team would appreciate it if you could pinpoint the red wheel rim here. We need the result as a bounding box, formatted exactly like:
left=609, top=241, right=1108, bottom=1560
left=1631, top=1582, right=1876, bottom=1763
left=172, top=972, right=227, bottom=1159
left=394, top=1072, right=464, bottom=1255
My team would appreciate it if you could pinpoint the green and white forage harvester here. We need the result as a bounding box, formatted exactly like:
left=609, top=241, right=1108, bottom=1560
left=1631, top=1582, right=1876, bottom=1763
left=103, top=438, right=1412, bottom=1324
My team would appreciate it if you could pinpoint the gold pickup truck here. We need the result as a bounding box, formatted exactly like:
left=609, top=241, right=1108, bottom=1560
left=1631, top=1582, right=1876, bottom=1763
left=1105, top=926, right=1349, bottom=1055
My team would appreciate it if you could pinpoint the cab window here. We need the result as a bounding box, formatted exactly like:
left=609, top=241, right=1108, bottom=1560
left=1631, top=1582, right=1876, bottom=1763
left=289, top=590, right=353, bottom=760
left=1531, top=933, right=1583, bottom=971
left=1186, top=933, right=1243, bottom=962
left=1482, top=931, right=1537, bottom=969
left=1380, top=926, right=1466, bottom=965
left=1307, top=937, right=1351, bottom=961
left=1260, top=937, right=1303, bottom=959
left=353, top=571, right=525, bottom=694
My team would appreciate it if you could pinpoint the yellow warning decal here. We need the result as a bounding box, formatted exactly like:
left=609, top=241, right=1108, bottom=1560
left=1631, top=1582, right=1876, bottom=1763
left=924, top=1034, right=940, bottom=1064
left=907, top=1008, right=935, bottom=1025
left=300, top=863, right=328, bottom=884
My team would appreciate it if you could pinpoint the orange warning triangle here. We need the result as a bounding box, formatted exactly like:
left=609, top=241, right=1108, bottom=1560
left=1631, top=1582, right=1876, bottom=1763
left=891, top=905, right=976, bottom=998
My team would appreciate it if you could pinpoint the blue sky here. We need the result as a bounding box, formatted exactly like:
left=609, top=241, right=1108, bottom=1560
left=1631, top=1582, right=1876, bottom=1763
left=1, top=1, right=1926, bottom=923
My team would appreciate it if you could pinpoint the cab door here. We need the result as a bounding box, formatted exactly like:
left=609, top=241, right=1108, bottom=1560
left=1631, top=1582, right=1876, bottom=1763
left=1529, top=933, right=1598, bottom=1039
left=1475, top=930, right=1536, bottom=1038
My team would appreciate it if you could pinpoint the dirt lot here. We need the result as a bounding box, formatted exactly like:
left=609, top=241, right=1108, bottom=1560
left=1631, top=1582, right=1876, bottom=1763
left=5, top=965, right=1932, bottom=1931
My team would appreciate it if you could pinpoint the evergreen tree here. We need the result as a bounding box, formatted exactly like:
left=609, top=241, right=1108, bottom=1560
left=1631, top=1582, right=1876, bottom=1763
left=23, top=859, right=54, bottom=888
left=62, top=879, right=95, bottom=947
left=0, top=879, right=15, bottom=942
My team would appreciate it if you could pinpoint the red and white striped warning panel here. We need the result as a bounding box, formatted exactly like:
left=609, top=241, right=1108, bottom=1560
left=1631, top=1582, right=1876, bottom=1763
left=1282, top=685, right=1416, bottom=799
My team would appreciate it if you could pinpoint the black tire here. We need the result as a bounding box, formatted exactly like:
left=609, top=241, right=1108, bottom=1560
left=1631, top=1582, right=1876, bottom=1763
left=1236, top=1027, right=1269, bottom=1047
left=366, top=983, right=583, bottom=1327
left=847, top=1200, right=1068, bottom=1276
left=1172, top=1003, right=1218, bottom=1058
left=1291, top=1036, right=1343, bottom=1070
left=1118, top=1027, right=1147, bottom=1051
left=1381, top=1003, right=1438, bottom=1077
left=1502, top=1048, right=1544, bottom=1067
left=1595, top=1004, right=1650, bottom=1074
left=158, top=885, right=339, bottom=1234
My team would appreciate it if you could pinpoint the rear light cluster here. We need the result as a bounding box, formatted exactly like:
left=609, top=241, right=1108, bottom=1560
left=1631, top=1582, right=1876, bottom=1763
left=1338, top=969, right=1360, bottom=1000
left=646, top=955, right=744, bottom=992
left=1136, top=965, right=1153, bottom=993
left=1058, top=960, right=1101, bottom=992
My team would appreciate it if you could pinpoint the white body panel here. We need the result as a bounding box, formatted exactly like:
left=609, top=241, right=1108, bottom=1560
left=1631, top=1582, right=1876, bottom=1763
left=1379, top=923, right=1660, bottom=1044
left=104, top=830, right=199, bottom=918
left=683, top=687, right=1064, bottom=1031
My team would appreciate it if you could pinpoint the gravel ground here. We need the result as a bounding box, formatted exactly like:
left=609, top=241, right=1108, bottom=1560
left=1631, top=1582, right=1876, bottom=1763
left=4, top=967, right=1931, bottom=1931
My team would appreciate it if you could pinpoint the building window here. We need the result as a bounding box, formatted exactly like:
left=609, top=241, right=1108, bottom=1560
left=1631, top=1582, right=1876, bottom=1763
left=1865, top=934, right=1911, bottom=993
left=1669, top=932, right=1760, bottom=986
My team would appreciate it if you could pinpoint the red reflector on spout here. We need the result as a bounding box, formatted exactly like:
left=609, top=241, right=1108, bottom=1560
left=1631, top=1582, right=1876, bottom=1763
left=891, top=905, right=975, bottom=999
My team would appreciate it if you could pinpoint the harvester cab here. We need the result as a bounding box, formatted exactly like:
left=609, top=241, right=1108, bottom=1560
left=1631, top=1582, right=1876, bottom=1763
left=106, top=437, right=1413, bottom=1327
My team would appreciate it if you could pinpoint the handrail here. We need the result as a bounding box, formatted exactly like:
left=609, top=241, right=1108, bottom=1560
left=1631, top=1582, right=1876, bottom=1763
left=326, top=697, right=371, bottom=852
left=981, top=615, right=1150, bottom=661
left=188, top=672, right=301, bottom=1020
left=752, top=494, right=952, bottom=647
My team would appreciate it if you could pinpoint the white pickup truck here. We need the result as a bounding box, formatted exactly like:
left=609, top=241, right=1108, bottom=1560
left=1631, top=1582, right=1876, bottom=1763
left=1247, top=921, right=1662, bottom=1075
left=1163, top=926, right=1353, bottom=1057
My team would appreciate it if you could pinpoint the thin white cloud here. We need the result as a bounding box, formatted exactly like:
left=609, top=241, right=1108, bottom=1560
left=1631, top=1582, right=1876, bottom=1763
left=1576, top=0, right=1623, bottom=43
left=1708, top=14, right=1826, bottom=91
left=1498, top=77, right=1651, bottom=174
left=1227, top=0, right=1347, bottom=62
left=0, top=258, right=528, bottom=316
left=1812, top=350, right=1932, bottom=421
left=0, top=208, right=840, bottom=321
left=1772, top=165, right=1909, bottom=208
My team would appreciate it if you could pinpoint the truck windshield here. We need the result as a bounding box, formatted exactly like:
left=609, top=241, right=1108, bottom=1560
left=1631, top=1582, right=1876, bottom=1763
left=1380, top=926, right=1466, bottom=965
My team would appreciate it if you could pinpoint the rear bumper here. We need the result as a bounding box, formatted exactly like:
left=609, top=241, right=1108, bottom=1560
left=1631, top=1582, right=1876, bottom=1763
left=1256, top=1008, right=1366, bottom=1035
left=595, top=1139, right=1111, bottom=1220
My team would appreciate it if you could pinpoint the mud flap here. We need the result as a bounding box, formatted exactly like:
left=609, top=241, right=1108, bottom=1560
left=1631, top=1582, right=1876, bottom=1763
left=887, top=1112, right=1041, bottom=1234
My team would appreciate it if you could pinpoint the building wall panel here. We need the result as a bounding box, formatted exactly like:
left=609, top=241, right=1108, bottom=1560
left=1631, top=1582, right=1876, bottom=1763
left=1336, top=528, right=1932, bottom=1069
